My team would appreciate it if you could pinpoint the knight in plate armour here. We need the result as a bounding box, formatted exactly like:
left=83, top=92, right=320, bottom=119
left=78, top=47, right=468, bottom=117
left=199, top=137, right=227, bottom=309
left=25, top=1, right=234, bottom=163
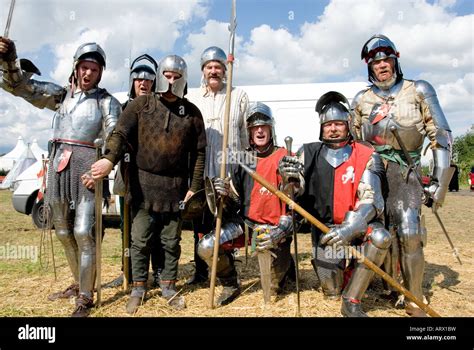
left=279, top=91, right=391, bottom=317
left=351, top=34, right=453, bottom=316
left=0, top=37, right=121, bottom=317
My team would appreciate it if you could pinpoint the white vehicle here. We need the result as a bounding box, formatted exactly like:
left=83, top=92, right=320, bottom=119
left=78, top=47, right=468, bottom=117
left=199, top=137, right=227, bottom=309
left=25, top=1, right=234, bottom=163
left=11, top=160, right=120, bottom=228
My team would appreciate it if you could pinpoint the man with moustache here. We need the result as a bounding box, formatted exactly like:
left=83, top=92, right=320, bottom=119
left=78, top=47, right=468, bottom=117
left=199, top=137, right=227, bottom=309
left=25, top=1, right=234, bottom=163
left=352, top=34, right=453, bottom=317
left=186, top=46, right=249, bottom=286
left=0, top=38, right=121, bottom=317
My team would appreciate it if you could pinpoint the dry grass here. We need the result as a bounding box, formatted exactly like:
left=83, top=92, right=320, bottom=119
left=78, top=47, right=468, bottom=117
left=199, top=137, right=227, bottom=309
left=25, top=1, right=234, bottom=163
left=0, top=189, right=472, bottom=317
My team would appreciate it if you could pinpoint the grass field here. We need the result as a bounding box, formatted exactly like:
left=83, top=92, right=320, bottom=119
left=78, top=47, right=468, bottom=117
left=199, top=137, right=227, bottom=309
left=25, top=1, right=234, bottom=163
left=0, top=189, right=472, bottom=317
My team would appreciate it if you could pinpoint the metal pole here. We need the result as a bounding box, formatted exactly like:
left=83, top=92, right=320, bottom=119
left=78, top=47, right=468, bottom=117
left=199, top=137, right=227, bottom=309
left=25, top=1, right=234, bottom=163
left=94, top=139, right=104, bottom=306
left=284, top=136, right=301, bottom=316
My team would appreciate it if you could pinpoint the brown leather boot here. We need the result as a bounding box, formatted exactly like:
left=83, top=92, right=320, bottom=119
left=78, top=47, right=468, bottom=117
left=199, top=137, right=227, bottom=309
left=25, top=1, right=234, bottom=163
left=48, top=283, right=79, bottom=301
left=71, top=294, right=94, bottom=317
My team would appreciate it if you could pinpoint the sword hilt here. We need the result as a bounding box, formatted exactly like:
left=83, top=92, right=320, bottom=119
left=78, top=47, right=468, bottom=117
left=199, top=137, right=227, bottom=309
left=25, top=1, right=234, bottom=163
left=94, top=138, right=104, bottom=158
left=284, top=136, right=293, bottom=156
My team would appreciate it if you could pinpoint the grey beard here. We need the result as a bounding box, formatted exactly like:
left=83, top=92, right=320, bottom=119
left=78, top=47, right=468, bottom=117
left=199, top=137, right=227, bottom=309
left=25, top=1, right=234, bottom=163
left=374, top=72, right=397, bottom=90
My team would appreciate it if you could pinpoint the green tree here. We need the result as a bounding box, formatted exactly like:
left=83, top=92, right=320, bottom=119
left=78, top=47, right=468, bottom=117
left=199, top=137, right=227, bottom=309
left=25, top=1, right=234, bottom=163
left=452, top=125, right=474, bottom=186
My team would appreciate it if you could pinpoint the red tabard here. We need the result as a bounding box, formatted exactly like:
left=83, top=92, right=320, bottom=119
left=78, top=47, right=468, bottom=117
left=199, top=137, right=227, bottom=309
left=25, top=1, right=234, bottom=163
left=332, top=143, right=374, bottom=224
left=247, top=147, right=287, bottom=225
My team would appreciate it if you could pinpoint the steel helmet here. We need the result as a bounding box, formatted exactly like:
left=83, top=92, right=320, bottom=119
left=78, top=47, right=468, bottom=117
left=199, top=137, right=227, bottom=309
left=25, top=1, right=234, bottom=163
left=200, top=46, right=227, bottom=70
left=361, top=34, right=403, bottom=84
left=128, top=54, right=157, bottom=99
left=156, top=55, right=188, bottom=98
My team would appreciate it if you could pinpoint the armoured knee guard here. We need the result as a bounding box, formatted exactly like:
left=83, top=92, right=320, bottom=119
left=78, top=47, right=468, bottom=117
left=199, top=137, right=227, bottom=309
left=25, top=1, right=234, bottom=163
left=197, top=222, right=242, bottom=279
left=343, top=224, right=391, bottom=301
left=382, top=225, right=399, bottom=292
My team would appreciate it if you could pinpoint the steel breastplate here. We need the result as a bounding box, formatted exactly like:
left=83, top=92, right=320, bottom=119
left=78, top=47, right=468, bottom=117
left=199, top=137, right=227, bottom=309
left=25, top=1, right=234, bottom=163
left=52, top=90, right=103, bottom=143
left=361, top=82, right=424, bottom=151
left=361, top=117, right=424, bottom=151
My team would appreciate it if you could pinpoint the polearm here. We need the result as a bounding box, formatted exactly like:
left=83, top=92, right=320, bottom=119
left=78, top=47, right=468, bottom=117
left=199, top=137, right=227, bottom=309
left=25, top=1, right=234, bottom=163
left=208, top=0, right=237, bottom=308
left=389, top=126, right=462, bottom=265
left=284, top=136, right=300, bottom=316
left=94, top=139, right=104, bottom=306
left=4, top=0, right=16, bottom=38
left=236, top=160, right=441, bottom=317
left=123, top=166, right=131, bottom=290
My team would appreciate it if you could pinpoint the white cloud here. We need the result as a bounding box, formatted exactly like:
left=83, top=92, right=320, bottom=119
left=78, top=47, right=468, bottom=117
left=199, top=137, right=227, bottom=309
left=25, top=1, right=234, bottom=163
left=436, top=73, right=474, bottom=136
left=0, top=90, right=53, bottom=152
left=0, top=0, right=472, bottom=153
left=0, top=0, right=209, bottom=152
left=184, top=19, right=237, bottom=87
left=1, top=0, right=209, bottom=88
left=185, top=0, right=472, bottom=137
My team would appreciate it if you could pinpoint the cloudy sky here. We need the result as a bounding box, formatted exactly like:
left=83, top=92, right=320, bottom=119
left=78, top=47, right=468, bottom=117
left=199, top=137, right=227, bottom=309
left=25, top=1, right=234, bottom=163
left=0, top=0, right=472, bottom=154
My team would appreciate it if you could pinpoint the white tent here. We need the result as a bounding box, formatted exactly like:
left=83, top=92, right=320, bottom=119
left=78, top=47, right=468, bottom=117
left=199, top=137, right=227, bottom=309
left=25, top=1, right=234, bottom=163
left=0, top=136, right=27, bottom=171
left=31, top=139, right=48, bottom=161
left=0, top=145, right=37, bottom=189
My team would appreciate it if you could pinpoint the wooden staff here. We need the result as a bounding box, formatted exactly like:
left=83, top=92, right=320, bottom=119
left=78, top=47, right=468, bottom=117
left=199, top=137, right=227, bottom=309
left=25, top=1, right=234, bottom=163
left=209, top=0, right=237, bottom=309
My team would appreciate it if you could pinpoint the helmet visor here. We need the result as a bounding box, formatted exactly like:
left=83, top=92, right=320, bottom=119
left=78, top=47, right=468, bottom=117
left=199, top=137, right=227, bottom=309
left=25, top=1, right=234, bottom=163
left=364, top=46, right=399, bottom=64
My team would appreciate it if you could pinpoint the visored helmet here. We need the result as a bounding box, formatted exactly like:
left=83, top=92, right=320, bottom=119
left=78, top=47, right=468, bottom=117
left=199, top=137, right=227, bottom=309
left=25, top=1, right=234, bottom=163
left=316, top=91, right=352, bottom=144
left=246, top=101, right=276, bottom=146
left=200, top=46, right=227, bottom=70
left=129, top=54, right=157, bottom=99
left=361, top=34, right=403, bottom=84
left=70, top=42, right=106, bottom=85
left=156, top=55, right=188, bottom=98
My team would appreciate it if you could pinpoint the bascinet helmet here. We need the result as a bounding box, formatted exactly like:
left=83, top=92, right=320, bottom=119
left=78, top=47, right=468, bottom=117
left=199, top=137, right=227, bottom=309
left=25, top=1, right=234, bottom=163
left=129, top=54, right=157, bottom=99
left=70, top=42, right=106, bottom=85
left=246, top=101, right=276, bottom=146
left=316, top=91, right=352, bottom=145
left=156, top=55, right=187, bottom=98
left=361, top=34, right=403, bottom=84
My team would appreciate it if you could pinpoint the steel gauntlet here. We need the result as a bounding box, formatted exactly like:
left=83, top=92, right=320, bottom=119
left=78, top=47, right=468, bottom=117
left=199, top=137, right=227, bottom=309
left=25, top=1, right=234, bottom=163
left=278, top=156, right=305, bottom=195
left=255, top=215, right=293, bottom=251
left=320, top=211, right=367, bottom=247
